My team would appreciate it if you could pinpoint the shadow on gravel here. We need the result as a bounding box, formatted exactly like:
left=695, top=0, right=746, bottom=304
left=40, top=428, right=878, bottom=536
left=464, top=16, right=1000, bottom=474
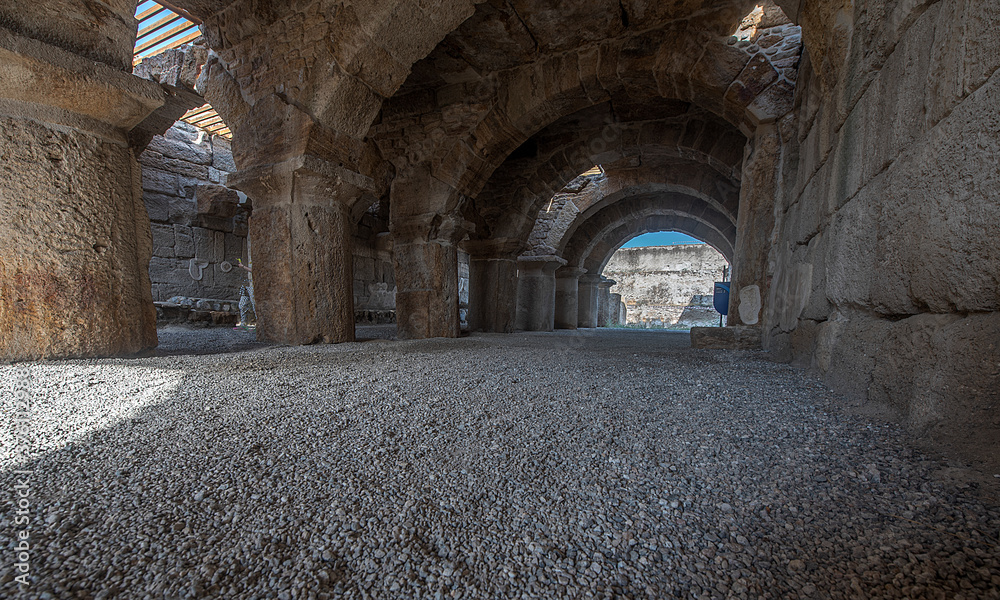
left=154, top=325, right=273, bottom=357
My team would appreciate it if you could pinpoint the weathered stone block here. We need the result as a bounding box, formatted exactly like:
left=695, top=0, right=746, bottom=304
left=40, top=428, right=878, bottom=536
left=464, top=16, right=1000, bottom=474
left=173, top=225, right=195, bottom=258
left=150, top=223, right=175, bottom=258
left=0, top=116, right=156, bottom=360
left=196, top=184, right=240, bottom=218
left=149, top=257, right=197, bottom=291
left=168, top=196, right=198, bottom=226
left=145, top=192, right=171, bottom=222
left=142, top=168, right=179, bottom=196
left=193, top=228, right=215, bottom=261
left=147, top=134, right=212, bottom=165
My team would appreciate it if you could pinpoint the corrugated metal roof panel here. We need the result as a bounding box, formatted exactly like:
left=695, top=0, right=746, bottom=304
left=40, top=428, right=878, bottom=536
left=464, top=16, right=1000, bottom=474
left=133, top=2, right=231, bottom=140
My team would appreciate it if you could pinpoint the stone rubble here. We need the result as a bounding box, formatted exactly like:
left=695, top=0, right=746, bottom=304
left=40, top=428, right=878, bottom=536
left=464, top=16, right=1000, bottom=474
left=2, top=329, right=998, bottom=599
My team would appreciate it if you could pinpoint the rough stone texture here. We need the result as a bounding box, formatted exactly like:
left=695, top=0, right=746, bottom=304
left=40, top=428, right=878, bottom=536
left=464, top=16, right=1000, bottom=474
left=0, top=0, right=137, bottom=71
left=553, top=267, right=585, bottom=330
left=140, top=122, right=250, bottom=303
left=577, top=274, right=602, bottom=328
left=394, top=239, right=460, bottom=340
left=605, top=245, right=729, bottom=328
left=596, top=278, right=617, bottom=328
left=737, top=284, right=761, bottom=325
left=467, top=257, right=517, bottom=333
left=727, top=121, right=785, bottom=327
left=690, top=325, right=762, bottom=350
left=232, top=165, right=356, bottom=345
left=515, top=257, right=566, bottom=332
left=766, top=0, right=1000, bottom=467
left=0, top=116, right=158, bottom=360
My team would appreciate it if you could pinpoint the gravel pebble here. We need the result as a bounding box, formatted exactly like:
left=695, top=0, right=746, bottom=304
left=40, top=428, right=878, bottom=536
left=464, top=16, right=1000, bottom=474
left=2, top=328, right=998, bottom=599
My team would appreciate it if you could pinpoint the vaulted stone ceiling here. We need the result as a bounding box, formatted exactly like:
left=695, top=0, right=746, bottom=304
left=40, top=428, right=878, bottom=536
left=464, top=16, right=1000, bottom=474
left=396, top=0, right=758, bottom=92
left=370, top=0, right=797, bottom=246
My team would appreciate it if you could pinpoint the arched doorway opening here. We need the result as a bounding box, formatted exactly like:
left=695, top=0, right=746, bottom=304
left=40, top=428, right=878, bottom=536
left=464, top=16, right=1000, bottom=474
left=603, top=231, right=730, bottom=330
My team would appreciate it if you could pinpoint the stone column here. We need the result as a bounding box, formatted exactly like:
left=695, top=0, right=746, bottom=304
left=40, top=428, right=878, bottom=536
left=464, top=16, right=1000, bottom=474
left=610, top=293, right=624, bottom=326
left=597, top=278, right=616, bottom=327
left=577, top=273, right=603, bottom=328
left=0, top=22, right=168, bottom=360
left=228, top=159, right=356, bottom=344
left=515, top=256, right=567, bottom=331
left=554, top=267, right=586, bottom=329
left=730, top=122, right=782, bottom=328
left=464, top=239, right=524, bottom=333
left=392, top=216, right=465, bottom=339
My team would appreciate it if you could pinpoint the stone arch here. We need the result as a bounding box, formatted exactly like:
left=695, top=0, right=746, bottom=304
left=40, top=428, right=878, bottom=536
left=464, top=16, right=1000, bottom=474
left=471, top=102, right=745, bottom=245
left=560, top=194, right=736, bottom=270
left=582, top=216, right=733, bottom=275
left=424, top=20, right=799, bottom=199
left=176, top=0, right=485, bottom=140
left=532, top=164, right=739, bottom=259
left=512, top=190, right=736, bottom=333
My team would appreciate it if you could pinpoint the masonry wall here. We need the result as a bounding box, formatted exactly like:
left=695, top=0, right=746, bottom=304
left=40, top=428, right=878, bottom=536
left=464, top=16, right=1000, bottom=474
left=606, top=245, right=728, bottom=327
left=769, top=0, right=1000, bottom=468
left=142, top=122, right=398, bottom=319
left=352, top=202, right=396, bottom=322
left=141, top=122, right=249, bottom=302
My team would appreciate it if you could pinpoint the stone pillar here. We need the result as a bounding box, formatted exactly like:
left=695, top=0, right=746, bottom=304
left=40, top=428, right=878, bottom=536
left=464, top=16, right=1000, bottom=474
left=464, top=239, right=524, bottom=333
left=554, top=267, right=586, bottom=329
left=392, top=216, right=464, bottom=339
left=0, top=22, right=168, bottom=360
left=610, top=293, right=624, bottom=326
left=730, top=122, right=782, bottom=328
left=228, top=160, right=355, bottom=344
left=597, top=278, right=616, bottom=327
left=515, top=256, right=567, bottom=331
left=577, top=273, right=603, bottom=328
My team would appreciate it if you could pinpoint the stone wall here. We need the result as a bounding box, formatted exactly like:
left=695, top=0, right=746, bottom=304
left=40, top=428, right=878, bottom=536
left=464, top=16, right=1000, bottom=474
left=352, top=202, right=396, bottom=323
left=143, top=123, right=400, bottom=322
left=141, top=122, right=249, bottom=302
left=606, top=245, right=729, bottom=328
left=768, top=0, right=1000, bottom=468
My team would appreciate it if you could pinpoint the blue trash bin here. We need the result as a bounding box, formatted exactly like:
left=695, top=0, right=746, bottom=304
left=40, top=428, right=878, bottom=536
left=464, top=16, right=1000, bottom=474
left=713, top=282, right=730, bottom=316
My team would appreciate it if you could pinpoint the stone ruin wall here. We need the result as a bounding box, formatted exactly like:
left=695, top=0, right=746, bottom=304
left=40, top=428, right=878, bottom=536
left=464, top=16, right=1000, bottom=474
left=141, top=122, right=248, bottom=304
left=605, top=245, right=728, bottom=328
left=352, top=209, right=396, bottom=324
left=768, top=1, right=1000, bottom=460
left=142, top=122, right=397, bottom=323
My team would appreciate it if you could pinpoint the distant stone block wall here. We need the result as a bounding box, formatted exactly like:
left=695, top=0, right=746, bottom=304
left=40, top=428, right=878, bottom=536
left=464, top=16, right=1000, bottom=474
left=604, top=245, right=729, bottom=328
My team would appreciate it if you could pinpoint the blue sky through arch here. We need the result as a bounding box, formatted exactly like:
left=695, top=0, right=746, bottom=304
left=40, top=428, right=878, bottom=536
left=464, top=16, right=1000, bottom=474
left=620, top=231, right=705, bottom=248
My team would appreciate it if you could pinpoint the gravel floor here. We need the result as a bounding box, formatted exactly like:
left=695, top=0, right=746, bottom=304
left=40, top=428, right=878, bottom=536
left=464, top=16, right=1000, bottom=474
left=2, top=328, right=998, bottom=599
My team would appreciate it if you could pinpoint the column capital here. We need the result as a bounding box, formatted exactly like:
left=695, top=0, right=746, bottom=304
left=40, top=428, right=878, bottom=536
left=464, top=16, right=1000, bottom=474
left=226, top=155, right=373, bottom=208
left=461, top=238, right=528, bottom=260
left=517, top=255, right=567, bottom=274
left=598, top=277, right=617, bottom=289
left=555, top=266, right=587, bottom=279
left=579, top=273, right=604, bottom=285
left=0, top=27, right=165, bottom=139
